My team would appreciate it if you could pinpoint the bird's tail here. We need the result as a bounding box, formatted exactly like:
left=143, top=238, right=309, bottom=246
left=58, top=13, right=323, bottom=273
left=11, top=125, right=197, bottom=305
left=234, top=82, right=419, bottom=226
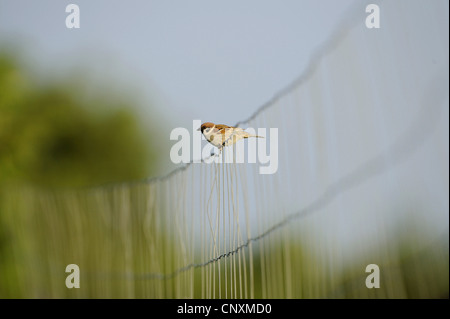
left=244, top=134, right=264, bottom=138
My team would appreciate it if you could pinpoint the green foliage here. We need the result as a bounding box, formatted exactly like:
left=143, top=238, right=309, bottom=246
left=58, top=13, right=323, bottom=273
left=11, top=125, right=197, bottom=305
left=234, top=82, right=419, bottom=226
left=0, top=51, right=166, bottom=297
left=0, top=53, right=161, bottom=188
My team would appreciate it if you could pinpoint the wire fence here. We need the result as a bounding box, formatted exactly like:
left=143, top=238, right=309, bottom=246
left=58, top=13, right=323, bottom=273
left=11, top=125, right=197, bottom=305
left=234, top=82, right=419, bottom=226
left=1, top=0, right=448, bottom=298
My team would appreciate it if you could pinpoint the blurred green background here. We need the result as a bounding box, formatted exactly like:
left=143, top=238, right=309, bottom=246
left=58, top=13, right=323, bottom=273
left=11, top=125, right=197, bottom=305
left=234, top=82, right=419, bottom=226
left=0, top=0, right=448, bottom=298
left=0, top=51, right=163, bottom=188
left=0, top=49, right=448, bottom=299
left=0, top=50, right=168, bottom=297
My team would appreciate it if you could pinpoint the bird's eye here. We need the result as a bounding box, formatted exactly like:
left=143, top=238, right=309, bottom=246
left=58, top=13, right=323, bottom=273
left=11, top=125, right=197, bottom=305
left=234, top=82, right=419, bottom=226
left=204, top=128, right=211, bottom=133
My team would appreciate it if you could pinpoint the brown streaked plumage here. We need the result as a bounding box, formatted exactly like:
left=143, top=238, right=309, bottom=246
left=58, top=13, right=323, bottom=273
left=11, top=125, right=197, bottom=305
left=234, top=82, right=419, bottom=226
left=197, top=122, right=263, bottom=151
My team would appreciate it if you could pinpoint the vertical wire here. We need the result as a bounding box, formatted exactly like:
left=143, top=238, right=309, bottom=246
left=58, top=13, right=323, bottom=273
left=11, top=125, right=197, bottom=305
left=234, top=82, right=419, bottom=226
left=215, top=160, right=221, bottom=299
left=238, top=161, right=251, bottom=299
left=222, top=151, right=227, bottom=298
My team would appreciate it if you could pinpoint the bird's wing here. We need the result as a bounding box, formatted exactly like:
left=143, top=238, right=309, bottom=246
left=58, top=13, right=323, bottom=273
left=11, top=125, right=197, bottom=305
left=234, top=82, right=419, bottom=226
left=214, top=124, right=233, bottom=130
left=212, top=125, right=228, bottom=139
left=213, top=125, right=249, bottom=146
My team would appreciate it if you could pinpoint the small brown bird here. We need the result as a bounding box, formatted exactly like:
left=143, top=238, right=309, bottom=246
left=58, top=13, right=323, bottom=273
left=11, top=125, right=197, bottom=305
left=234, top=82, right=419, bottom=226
left=198, top=122, right=263, bottom=153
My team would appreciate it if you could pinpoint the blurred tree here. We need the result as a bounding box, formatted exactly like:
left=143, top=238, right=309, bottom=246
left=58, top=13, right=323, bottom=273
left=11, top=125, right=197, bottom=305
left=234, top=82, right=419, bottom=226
left=0, top=51, right=166, bottom=297
left=0, top=52, right=162, bottom=188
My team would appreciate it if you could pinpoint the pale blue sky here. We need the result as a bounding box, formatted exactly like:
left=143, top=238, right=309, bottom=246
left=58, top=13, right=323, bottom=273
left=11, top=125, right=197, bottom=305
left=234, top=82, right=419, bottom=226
left=0, top=0, right=355, bottom=130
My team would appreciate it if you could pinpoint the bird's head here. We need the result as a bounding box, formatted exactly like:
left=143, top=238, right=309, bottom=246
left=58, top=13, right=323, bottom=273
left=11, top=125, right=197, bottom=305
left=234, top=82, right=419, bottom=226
left=197, top=122, right=215, bottom=133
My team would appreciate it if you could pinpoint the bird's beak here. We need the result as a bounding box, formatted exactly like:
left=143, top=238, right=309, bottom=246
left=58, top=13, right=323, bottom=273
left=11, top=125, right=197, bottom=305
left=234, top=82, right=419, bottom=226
left=197, top=127, right=201, bottom=131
